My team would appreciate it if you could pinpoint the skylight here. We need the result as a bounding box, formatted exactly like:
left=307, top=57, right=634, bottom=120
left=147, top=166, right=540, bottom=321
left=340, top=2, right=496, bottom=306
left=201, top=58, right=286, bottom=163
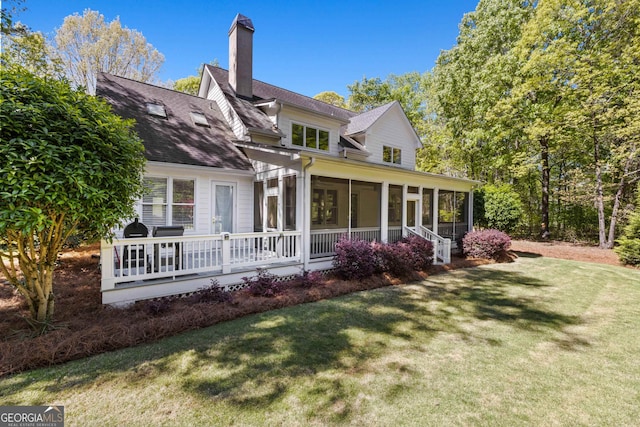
left=146, top=103, right=167, bottom=118
left=190, top=111, right=209, bottom=127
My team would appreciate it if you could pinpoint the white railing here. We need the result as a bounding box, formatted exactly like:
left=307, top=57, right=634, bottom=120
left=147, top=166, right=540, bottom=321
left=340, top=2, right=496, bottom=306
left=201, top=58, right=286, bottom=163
left=404, top=226, right=451, bottom=265
left=419, top=226, right=451, bottom=264
left=101, top=231, right=302, bottom=290
left=388, top=226, right=403, bottom=243
left=310, top=227, right=381, bottom=258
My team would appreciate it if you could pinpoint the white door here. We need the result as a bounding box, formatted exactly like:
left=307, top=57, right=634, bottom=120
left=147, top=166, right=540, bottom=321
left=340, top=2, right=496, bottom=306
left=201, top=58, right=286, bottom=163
left=212, top=183, right=235, bottom=233
left=405, top=198, right=419, bottom=232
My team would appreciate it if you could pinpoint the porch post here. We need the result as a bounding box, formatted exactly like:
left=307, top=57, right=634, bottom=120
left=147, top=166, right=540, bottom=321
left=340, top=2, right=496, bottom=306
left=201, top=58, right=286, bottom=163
left=100, top=239, right=116, bottom=291
left=221, top=233, right=231, bottom=274
left=468, top=190, right=474, bottom=233
left=401, top=185, right=407, bottom=237
left=380, top=181, right=389, bottom=243
left=433, top=188, right=439, bottom=237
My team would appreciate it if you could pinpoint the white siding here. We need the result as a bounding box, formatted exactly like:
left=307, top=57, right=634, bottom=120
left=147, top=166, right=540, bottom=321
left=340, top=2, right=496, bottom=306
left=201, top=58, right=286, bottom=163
left=279, top=107, right=344, bottom=157
left=366, top=106, right=419, bottom=169
left=206, top=83, right=247, bottom=141
left=139, top=163, right=253, bottom=236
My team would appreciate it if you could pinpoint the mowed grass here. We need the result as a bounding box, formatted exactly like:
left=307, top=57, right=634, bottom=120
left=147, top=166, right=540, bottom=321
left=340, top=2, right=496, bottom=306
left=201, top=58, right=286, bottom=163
left=1, top=256, right=639, bottom=426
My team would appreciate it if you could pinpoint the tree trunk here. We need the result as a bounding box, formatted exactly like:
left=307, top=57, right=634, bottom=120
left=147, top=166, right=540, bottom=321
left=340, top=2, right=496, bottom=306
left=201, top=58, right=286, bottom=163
left=594, top=135, right=607, bottom=248
left=540, top=136, right=551, bottom=239
left=606, top=154, right=633, bottom=248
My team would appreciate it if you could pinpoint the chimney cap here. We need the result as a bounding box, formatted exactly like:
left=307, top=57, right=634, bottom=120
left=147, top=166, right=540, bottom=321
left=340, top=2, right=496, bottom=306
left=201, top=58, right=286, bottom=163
left=229, top=13, right=254, bottom=34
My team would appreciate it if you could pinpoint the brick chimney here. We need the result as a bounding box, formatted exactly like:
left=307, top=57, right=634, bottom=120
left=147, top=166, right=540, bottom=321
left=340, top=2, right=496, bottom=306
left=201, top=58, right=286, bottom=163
left=228, top=14, right=254, bottom=99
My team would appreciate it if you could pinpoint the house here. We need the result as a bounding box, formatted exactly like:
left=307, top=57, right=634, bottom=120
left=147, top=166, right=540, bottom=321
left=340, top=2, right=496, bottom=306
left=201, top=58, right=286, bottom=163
left=96, top=14, right=478, bottom=305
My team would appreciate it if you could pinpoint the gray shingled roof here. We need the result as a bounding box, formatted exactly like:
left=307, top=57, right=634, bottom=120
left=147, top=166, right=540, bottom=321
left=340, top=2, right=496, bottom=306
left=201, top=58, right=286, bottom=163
left=343, top=101, right=397, bottom=136
left=96, top=73, right=252, bottom=171
left=205, top=65, right=356, bottom=124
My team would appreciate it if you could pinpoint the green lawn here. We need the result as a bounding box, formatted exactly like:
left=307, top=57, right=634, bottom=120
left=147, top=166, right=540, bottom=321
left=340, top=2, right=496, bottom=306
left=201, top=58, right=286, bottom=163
left=1, top=256, right=639, bottom=426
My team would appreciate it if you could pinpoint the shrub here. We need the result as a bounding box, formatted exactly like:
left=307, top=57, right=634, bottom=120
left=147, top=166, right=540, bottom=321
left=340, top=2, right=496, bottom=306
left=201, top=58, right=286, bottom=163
left=333, top=237, right=377, bottom=280
left=243, top=268, right=284, bottom=297
left=189, top=280, right=233, bottom=304
left=400, top=235, right=434, bottom=270
left=615, top=186, right=640, bottom=266
left=142, top=299, right=172, bottom=316
left=475, top=185, right=523, bottom=233
left=463, top=229, right=511, bottom=260
left=297, top=270, right=325, bottom=288
left=373, top=241, right=416, bottom=277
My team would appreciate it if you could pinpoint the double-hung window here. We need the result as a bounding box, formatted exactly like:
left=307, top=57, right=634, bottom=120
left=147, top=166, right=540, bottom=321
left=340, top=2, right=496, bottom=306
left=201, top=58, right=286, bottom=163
left=292, top=123, right=329, bottom=151
left=383, top=146, right=402, bottom=165
left=142, top=177, right=195, bottom=230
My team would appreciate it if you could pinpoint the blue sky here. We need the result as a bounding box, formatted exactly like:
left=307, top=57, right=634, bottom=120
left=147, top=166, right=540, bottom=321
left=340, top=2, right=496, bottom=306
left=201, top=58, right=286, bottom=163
left=15, top=0, right=479, bottom=98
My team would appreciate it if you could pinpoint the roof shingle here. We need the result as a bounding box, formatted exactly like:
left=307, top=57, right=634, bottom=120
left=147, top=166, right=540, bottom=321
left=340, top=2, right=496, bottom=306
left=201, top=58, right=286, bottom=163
left=96, top=73, right=252, bottom=171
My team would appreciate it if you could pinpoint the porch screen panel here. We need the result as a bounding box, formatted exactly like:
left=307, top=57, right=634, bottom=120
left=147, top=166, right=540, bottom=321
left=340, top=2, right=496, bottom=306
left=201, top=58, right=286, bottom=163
left=351, top=181, right=381, bottom=229
left=254, top=181, right=264, bottom=232
left=267, top=196, right=278, bottom=229
left=388, top=185, right=403, bottom=226
left=455, top=192, right=469, bottom=241
left=310, top=176, right=348, bottom=228
left=284, top=176, right=296, bottom=230
left=422, top=188, right=434, bottom=230
left=438, top=190, right=455, bottom=240
left=215, top=185, right=234, bottom=233
left=142, top=177, right=167, bottom=228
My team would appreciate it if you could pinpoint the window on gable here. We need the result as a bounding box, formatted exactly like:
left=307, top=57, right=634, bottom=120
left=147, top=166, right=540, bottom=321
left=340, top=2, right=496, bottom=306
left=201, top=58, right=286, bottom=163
left=383, top=146, right=401, bottom=165
left=291, top=123, right=329, bottom=151
left=190, top=111, right=209, bottom=127
left=146, top=103, right=167, bottom=118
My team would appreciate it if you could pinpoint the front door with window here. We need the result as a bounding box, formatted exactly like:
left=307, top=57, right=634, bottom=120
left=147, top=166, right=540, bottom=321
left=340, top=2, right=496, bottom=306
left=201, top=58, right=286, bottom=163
left=212, top=182, right=234, bottom=233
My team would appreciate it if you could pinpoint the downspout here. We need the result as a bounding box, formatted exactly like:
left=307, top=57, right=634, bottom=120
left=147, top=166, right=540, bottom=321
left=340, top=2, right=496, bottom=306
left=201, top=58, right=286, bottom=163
left=302, top=157, right=315, bottom=270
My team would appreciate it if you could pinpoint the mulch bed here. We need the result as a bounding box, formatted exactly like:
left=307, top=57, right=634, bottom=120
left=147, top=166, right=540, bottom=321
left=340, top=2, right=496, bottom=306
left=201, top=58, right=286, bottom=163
left=0, top=241, right=623, bottom=377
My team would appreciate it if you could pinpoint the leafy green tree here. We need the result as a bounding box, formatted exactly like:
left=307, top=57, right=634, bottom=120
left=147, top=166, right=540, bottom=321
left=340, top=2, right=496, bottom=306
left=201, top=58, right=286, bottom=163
left=0, top=64, right=145, bottom=328
left=615, top=184, right=640, bottom=266
left=508, top=0, right=640, bottom=246
left=172, top=60, right=219, bottom=95
left=476, top=184, right=523, bottom=234
left=313, top=91, right=346, bottom=108
left=49, top=9, right=164, bottom=94
left=173, top=75, right=200, bottom=95
left=347, top=73, right=429, bottom=134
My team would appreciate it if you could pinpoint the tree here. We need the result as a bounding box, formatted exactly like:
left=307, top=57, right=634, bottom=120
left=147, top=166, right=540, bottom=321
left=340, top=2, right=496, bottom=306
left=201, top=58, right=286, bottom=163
left=313, top=91, right=346, bottom=108
left=615, top=184, right=640, bottom=266
left=475, top=184, right=523, bottom=233
left=172, top=60, right=219, bottom=95
left=0, top=64, right=146, bottom=328
left=50, top=9, right=164, bottom=94
left=173, top=75, right=200, bottom=96
left=1, top=0, right=60, bottom=75
left=507, top=0, right=640, bottom=246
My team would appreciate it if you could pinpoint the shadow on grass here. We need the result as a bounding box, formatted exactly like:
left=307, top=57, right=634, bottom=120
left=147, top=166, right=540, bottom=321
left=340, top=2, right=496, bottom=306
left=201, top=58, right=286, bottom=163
left=4, top=264, right=584, bottom=421
left=512, top=251, right=543, bottom=259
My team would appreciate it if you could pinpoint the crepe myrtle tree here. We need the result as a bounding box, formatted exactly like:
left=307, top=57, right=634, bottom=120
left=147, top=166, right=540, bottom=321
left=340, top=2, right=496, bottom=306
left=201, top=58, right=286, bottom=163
left=0, top=64, right=145, bottom=329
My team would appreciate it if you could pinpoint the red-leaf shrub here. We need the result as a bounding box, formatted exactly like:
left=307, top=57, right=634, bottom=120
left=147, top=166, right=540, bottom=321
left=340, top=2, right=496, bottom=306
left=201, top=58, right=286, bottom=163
left=372, top=241, right=416, bottom=277
left=463, top=229, right=511, bottom=260
left=243, top=268, right=284, bottom=297
left=400, top=235, right=434, bottom=270
left=189, top=280, right=233, bottom=304
left=333, top=237, right=376, bottom=280
left=296, top=270, right=325, bottom=288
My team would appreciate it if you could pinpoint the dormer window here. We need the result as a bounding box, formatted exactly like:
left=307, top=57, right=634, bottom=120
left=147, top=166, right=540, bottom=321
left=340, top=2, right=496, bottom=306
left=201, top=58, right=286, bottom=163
left=292, top=123, right=329, bottom=151
left=146, top=103, right=167, bottom=118
left=190, top=111, right=209, bottom=127
left=383, top=146, right=401, bottom=165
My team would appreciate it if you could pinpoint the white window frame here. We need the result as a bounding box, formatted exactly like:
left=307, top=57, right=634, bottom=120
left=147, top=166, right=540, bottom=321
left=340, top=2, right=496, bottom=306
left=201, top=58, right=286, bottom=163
left=291, top=122, right=330, bottom=152
left=383, top=145, right=402, bottom=165
left=141, top=176, right=196, bottom=231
